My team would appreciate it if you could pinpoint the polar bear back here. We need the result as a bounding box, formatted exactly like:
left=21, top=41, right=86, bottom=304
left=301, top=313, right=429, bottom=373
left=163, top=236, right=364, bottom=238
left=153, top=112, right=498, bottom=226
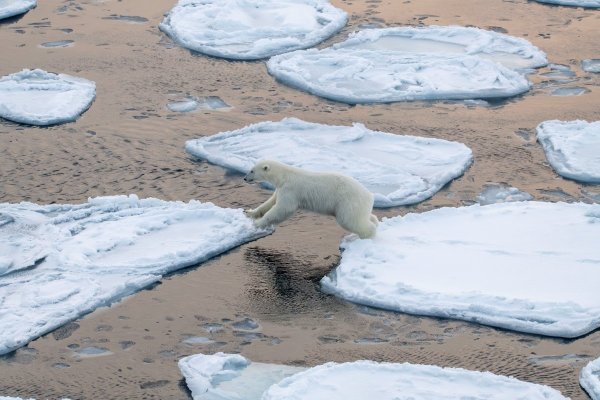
left=273, top=163, right=374, bottom=216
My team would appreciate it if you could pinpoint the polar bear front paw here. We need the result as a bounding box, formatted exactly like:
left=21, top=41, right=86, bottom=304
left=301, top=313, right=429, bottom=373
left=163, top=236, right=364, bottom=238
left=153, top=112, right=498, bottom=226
left=245, top=208, right=260, bottom=219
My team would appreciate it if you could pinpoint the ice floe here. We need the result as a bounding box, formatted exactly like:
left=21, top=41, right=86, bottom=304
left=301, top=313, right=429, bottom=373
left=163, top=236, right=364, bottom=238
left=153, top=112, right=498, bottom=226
left=582, top=59, right=600, bottom=73
left=267, top=26, right=544, bottom=103
left=581, top=357, right=600, bottom=400
left=178, top=352, right=305, bottom=400
left=321, top=201, right=600, bottom=338
left=536, top=120, right=600, bottom=183
left=267, top=49, right=531, bottom=103
left=185, top=118, right=473, bottom=207
left=0, top=195, right=269, bottom=355
left=0, top=0, right=36, bottom=20
left=179, top=353, right=567, bottom=400
left=0, top=69, right=95, bottom=126
left=333, top=26, right=548, bottom=69
left=477, top=183, right=533, bottom=205
left=159, top=0, right=347, bottom=60
left=533, top=0, right=600, bottom=7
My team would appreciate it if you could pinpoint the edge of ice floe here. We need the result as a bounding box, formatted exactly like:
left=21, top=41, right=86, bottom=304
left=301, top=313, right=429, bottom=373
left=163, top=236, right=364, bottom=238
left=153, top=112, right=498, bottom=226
left=581, top=357, right=600, bottom=400
left=0, top=69, right=96, bottom=126
left=0, top=0, right=36, bottom=20
left=321, top=202, right=600, bottom=339
left=158, top=0, right=348, bottom=60
left=336, top=25, right=548, bottom=69
left=534, top=0, right=600, bottom=8
left=536, top=119, right=600, bottom=184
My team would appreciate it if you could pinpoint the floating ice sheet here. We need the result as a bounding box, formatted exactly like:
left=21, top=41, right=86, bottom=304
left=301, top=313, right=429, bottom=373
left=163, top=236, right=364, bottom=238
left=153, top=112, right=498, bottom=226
left=0, top=195, right=269, bottom=355
left=267, top=49, right=531, bottom=103
left=321, top=202, right=600, bottom=338
left=582, top=59, right=600, bottom=73
left=581, top=357, right=600, bottom=400
left=334, top=26, right=547, bottom=69
left=533, top=0, right=600, bottom=7
left=179, top=352, right=305, bottom=400
left=185, top=118, right=473, bottom=207
left=0, top=0, right=36, bottom=20
left=537, top=120, right=600, bottom=183
left=477, top=183, right=533, bottom=205
left=179, top=353, right=567, bottom=400
left=0, top=69, right=95, bottom=126
left=159, top=0, right=347, bottom=60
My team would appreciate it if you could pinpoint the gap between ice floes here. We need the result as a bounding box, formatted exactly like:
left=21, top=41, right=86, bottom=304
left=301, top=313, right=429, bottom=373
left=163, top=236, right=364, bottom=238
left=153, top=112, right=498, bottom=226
left=185, top=118, right=473, bottom=207
left=0, top=195, right=271, bottom=355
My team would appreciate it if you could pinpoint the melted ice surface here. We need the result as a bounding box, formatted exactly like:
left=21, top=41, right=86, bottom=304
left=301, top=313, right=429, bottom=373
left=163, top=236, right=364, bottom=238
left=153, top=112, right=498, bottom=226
left=159, top=0, right=347, bottom=60
left=0, top=0, right=36, bottom=20
left=321, top=202, right=600, bottom=338
left=0, top=69, right=95, bottom=126
left=0, top=195, right=270, bottom=355
left=537, top=120, right=600, bottom=183
left=185, top=118, right=473, bottom=207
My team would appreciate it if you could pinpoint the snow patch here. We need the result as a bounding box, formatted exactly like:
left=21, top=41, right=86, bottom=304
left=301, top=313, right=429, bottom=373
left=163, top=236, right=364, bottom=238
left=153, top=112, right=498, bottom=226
left=185, top=118, right=473, bottom=207
left=159, top=0, right=347, bottom=60
left=537, top=120, right=600, bottom=183
left=321, top=202, right=600, bottom=338
left=0, top=195, right=270, bottom=355
left=0, top=69, right=95, bottom=126
left=581, top=357, right=600, bottom=400
left=0, top=0, right=36, bottom=20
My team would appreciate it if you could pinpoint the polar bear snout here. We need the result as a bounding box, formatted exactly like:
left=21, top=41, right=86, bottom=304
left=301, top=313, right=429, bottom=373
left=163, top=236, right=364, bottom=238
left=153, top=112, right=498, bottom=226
left=244, top=171, right=254, bottom=182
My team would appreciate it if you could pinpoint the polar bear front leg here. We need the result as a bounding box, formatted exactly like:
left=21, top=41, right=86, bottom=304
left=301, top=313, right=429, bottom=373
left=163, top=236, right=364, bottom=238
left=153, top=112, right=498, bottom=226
left=254, top=196, right=297, bottom=228
left=246, top=192, right=277, bottom=219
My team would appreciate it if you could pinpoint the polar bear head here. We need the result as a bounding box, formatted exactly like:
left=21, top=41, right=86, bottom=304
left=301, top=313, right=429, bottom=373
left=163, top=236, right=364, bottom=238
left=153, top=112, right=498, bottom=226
left=243, top=160, right=273, bottom=183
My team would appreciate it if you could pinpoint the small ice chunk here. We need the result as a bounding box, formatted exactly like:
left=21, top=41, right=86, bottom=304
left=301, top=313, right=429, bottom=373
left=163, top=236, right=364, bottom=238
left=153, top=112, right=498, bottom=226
left=0, top=0, right=36, bottom=20
left=102, top=15, right=148, bottom=23
left=321, top=202, right=600, bottom=338
left=536, top=120, right=600, bottom=183
left=533, top=0, right=600, bottom=7
left=541, top=64, right=576, bottom=79
left=267, top=49, right=531, bottom=103
left=159, top=0, right=347, bottom=60
left=262, top=361, right=567, bottom=400
left=582, top=59, right=600, bottom=73
left=178, top=352, right=305, bottom=400
left=0, top=69, right=95, bottom=126
left=334, top=26, right=548, bottom=69
left=185, top=118, right=473, bottom=207
left=0, top=195, right=271, bottom=355
left=73, top=346, right=113, bottom=358
left=550, top=87, right=589, bottom=96
left=183, top=336, right=214, bottom=345
left=167, top=97, right=199, bottom=113
left=581, top=357, right=600, bottom=400
left=39, top=40, right=74, bottom=48
left=167, top=96, right=231, bottom=113
left=477, top=183, right=533, bottom=205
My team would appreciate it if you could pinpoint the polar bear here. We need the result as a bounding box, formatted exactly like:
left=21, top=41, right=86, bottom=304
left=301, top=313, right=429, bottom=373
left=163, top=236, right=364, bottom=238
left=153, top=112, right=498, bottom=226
left=244, top=160, right=378, bottom=239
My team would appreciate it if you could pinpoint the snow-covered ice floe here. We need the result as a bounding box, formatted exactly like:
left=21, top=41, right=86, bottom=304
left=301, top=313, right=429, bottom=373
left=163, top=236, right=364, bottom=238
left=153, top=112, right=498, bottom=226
left=321, top=201, right=600, bottom=338
left=537, top=120, right=600, bottom=183
left=159, top=0, right=347, bottom=60
left=581, top=357, right=600, bottom=400
left=0, top=69, right=95, bottom=126
left=0, top=0, right=36, bottom=20
left=333, top=26, right=548, bottom=69
left=268, top=49, right=531, bottom=103
left=185, top=118, right=473, bottom=207
left=533, top=0, right=600, bottom=8
left=0, top=195, right=270, bottom=355
left=267, top=26, right=545, bottom=103
left=179, top=352, right=567, bottom=400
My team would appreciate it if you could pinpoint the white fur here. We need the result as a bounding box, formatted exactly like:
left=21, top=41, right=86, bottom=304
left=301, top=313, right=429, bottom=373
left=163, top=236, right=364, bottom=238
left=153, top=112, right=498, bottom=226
left=244, top=160, right=378, bottom=239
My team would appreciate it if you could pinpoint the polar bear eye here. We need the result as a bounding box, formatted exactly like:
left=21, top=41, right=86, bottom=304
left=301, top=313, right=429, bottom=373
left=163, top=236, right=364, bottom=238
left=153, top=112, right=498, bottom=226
left=263, top=166, right=268, bottom=171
